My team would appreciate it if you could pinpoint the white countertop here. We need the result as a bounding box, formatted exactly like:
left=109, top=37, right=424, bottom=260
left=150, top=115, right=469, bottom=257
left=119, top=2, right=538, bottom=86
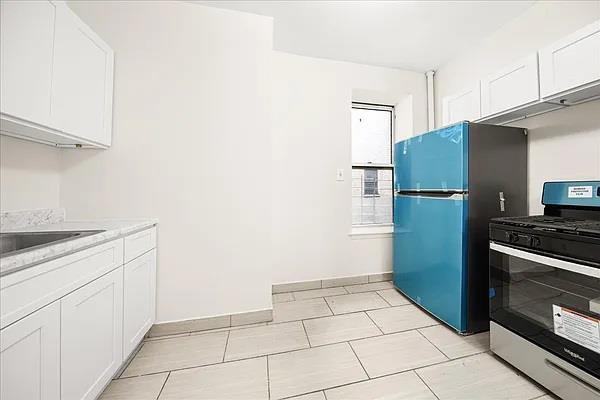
left=1, top=219, right=158, bottom=277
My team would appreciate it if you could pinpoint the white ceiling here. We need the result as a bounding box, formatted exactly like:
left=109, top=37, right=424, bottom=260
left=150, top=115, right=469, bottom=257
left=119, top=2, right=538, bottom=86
left=197, top=1, right=535, bottom=72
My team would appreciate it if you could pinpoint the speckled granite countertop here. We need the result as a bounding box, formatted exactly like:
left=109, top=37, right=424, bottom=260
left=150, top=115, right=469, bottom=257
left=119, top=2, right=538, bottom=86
left=1, top=219, right=158, bottom=277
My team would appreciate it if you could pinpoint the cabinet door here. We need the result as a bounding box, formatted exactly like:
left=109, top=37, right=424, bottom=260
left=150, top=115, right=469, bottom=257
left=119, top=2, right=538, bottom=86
left=0, top=0, right=55, bottom=126
left=0, top=301, right=60, bottom=400
left=539, top=20, right=600, bottom=100
left=52, top=2, right=114, bottom=146
left=441, top=83, right=481, bottom=125
left=123, top=249, right=156, bottom=358
left=61, top=267, right=123, bottom=400
left=481, top=53, right=539, bottom=117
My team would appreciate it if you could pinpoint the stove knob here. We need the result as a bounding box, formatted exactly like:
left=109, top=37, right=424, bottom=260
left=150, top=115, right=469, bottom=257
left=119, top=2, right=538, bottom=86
left=507, top=232, right=519, bottom=243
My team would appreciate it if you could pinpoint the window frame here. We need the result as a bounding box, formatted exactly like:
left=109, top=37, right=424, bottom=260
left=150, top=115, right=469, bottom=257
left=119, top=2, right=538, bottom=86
left=351, top=102, right=395, bottom=231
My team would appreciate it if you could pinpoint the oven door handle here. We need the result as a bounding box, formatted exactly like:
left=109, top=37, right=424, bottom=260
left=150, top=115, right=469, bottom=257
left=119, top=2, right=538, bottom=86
left=544, top=359, right=600, bottom=396
left=490, top=242, right=600, bottom=278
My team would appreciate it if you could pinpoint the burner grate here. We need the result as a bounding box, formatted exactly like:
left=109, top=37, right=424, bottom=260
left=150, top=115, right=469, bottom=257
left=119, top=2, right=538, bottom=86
left=495, top=215, right=600, bottom=236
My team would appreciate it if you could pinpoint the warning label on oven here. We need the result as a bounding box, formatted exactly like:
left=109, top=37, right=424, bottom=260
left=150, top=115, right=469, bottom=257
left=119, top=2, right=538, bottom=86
left=553, top=305, right=600, bottom=354
left=568, top=186, right=593, bottom=198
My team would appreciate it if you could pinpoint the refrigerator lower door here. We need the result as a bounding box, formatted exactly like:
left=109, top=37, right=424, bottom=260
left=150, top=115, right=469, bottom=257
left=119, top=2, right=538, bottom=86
left=393, top=193, right=468, bottom=332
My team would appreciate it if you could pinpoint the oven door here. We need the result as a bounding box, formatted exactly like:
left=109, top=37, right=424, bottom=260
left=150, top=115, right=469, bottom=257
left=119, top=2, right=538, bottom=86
left=490, top=242, right=600, bottom=379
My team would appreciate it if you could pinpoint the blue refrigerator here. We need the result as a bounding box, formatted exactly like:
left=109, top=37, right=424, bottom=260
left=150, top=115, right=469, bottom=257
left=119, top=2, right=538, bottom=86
left=393, top=122, right=527, bottom=334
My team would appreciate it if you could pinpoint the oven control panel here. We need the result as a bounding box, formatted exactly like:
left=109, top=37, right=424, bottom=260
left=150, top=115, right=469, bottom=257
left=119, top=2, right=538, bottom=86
left=505, top=231, right=541, bottom=248
left=489, top=224, right=600, bottom=266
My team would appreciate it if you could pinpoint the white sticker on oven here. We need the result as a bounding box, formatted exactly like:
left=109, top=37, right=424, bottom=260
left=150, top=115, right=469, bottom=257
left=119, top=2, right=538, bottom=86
left=568, top=186, right=593, bottom=198
left=553, top=305, right=600, bottom=354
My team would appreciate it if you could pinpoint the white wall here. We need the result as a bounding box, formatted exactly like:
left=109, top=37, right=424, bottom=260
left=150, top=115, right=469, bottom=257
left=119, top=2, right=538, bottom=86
left=434, top=0, right=600, bottom=213
left=0, top=136, right=61, bottom=212
left=271, top=52, right=427, bottom=284
left=517, top=101, right=600, bottom=214
left=60, top=1, right=273, bottom=323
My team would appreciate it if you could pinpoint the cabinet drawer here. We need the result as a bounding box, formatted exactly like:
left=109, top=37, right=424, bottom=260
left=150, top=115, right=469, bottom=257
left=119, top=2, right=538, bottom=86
left=0, top=239, right=123, bottom=328
left=124, top=227, right=156, bottom=263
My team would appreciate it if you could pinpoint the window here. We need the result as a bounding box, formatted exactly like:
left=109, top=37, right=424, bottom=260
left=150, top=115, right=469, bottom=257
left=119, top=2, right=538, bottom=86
left=363, top=169, right=379, bottom=196
left=351, top=103, right=394, bottom=227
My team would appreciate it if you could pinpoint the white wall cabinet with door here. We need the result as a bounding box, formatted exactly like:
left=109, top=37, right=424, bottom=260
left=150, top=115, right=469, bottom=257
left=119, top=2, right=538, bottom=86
left=0, top=301, right=61, bottom=400
left=441, top=83, right=481, bottom=126
left=440, top=20, right=599, bottom=127
left=0, top=0, right=114, bottom=148
left=480, top=53, right=540, bottom=117
left=539, top=19, right=600, bottom=105
left=0, top=0, right=56, bottom=130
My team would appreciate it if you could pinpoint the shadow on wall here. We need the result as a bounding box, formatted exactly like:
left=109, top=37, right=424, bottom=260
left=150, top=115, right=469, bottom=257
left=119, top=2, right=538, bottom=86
left=509, top=99, right=600, bottom=140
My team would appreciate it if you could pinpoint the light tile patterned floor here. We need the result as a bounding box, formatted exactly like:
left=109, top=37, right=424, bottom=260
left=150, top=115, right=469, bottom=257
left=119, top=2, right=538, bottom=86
left=100, top=281, right=551, bottom=400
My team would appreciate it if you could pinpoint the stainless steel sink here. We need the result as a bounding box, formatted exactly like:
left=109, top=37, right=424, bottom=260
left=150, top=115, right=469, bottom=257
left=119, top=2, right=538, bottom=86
left=0, top=230, right=105, bottom=257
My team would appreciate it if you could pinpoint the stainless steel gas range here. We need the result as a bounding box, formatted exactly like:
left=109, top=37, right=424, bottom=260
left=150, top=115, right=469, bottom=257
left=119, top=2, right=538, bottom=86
left=489, top=181, right=600, bottom=400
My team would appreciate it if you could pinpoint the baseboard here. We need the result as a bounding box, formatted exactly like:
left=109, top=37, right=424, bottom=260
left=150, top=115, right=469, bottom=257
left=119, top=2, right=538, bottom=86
left=273, top=271, right=393, bottom=294
left=148, top=308, right=273, bottom=338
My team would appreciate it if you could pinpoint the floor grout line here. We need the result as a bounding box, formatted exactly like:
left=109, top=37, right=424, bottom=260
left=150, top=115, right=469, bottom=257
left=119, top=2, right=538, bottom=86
left=276, top=349, right=496, bottom=400
left=112, top=285, right=524, bottom=399
left=273, top=280, right=392, bottom=296
left=373, top=290, right=394, bottom=307
left=115, top=339, right=494, bottom=400
left=121, top=320, right=448, bottom=380
left=300, top=319, right=312, bottom=347
left=222, top=330, right=231, bottom=362
left=155, top=371, right=170, bottom=400
left=320, top=296, right=336, bottom=319
left=127, top=325, right=476, bottom=381
left=266, top=355, right=271, bottom=400
left=415, top=328, right=451, bottom=360
left=347, top=340, right=371, bottom=379
left=363, top=310, right=385, bottom=335
left=413, top=369, right=440, bottom=400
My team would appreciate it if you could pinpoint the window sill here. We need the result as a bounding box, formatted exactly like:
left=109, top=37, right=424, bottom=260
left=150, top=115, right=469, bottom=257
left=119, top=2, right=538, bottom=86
left=350, top=224, right=393, bottom=239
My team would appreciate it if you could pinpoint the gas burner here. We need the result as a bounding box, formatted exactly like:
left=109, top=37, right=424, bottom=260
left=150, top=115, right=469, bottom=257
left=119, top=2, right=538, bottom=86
left=494, top=215, right=600, bottom=236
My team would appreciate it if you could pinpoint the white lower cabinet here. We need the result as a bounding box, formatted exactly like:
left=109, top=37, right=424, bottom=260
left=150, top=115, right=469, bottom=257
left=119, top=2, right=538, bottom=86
left=123, top=249, right=157, bottom=358
left=0, top=301, right=60, bottom=400
left=61, top=267, right=123, bottom=400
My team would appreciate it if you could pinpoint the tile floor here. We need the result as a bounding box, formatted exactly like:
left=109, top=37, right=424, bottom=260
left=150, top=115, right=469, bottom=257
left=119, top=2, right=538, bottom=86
left=100, top=281, right=553, bottom=400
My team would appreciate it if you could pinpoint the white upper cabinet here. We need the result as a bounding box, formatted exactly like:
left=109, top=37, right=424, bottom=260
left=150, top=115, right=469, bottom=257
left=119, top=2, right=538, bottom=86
left=0, top=0, right=56, bottom=127
left=480, top=53, right=540, bottom=117
left=441, top=83, right=481, bottom=125
left=0, top=301, right=61, bottom=400
left=52, top=2, right=114, bottom=146
left=539, top=19, right=600, bottom=104
left=0, top=0, right=114, bottom=148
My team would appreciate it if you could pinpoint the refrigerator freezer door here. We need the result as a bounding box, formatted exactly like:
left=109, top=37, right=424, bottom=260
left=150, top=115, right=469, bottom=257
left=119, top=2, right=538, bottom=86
left=395, top=122, right=468, bottom=192
left=393, top=194, right=468, bottom=332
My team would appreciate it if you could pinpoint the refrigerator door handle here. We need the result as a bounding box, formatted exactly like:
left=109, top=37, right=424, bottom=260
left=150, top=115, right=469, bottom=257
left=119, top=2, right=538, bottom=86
left=499, top=191, right=506, bottom=212
left=395, top=192, right=467, bottom=200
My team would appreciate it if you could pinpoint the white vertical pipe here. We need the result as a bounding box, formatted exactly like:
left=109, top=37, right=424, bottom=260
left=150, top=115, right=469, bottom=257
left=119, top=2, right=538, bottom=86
left=425, top=70, right=435, bottom=131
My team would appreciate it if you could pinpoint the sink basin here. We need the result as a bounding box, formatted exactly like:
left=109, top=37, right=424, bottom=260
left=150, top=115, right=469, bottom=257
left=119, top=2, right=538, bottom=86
left=0, top=230, right=105, bottom=257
